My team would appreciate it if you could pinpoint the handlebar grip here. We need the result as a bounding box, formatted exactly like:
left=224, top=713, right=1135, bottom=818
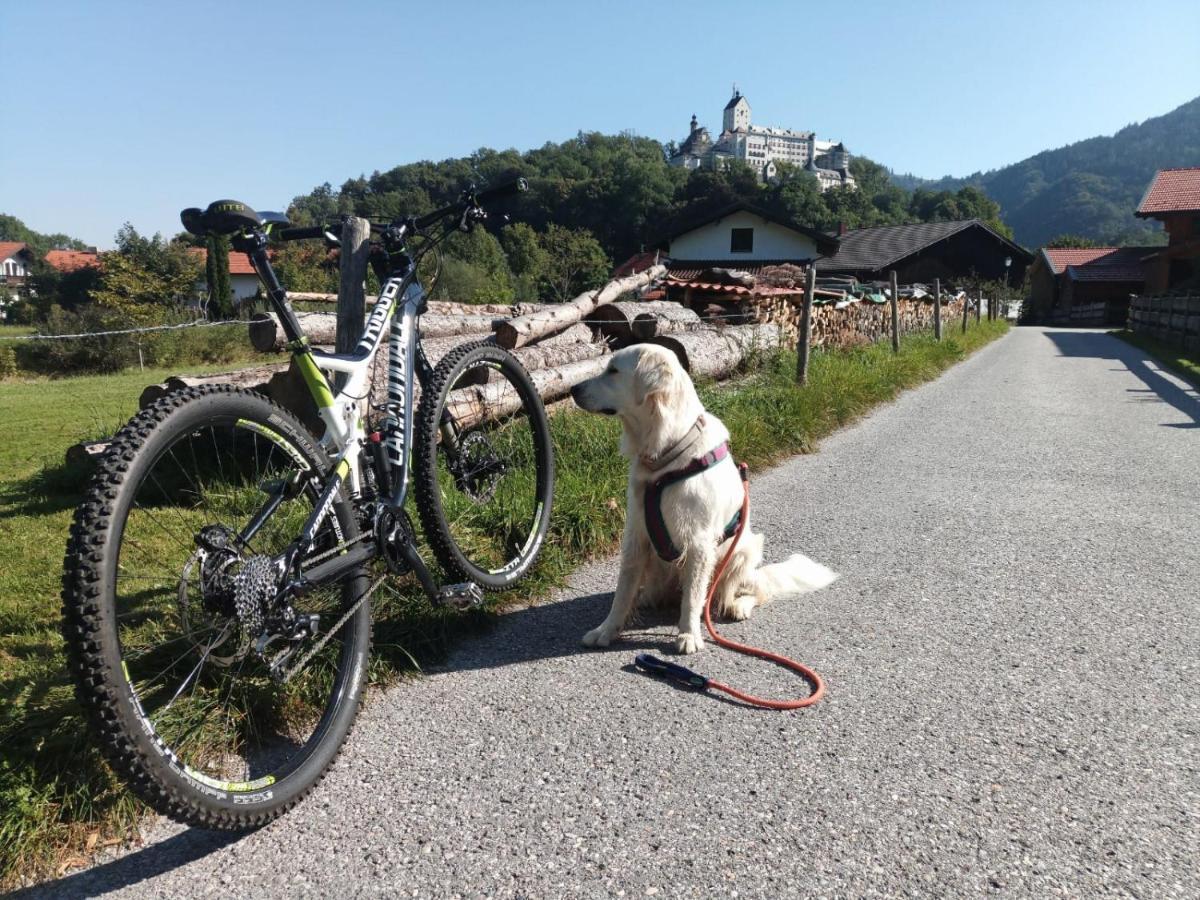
left=277, top=225, right=330, bottom=242
left=475, top=178, right=528, bottom=205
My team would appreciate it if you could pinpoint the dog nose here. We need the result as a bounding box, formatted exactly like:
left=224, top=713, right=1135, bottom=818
left=570, top=384, right=585, bottom=405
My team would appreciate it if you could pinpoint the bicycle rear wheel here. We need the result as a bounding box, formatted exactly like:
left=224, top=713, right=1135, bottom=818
left=61, top=386, right=370, bottom=828
left=413, top=342, right=554, bottom=590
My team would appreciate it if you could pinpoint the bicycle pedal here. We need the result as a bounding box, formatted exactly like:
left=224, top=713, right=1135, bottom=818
left=436, top=582, right=484, bottom=610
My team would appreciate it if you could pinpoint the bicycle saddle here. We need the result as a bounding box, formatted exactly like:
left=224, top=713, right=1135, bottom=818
left=181, top=200, right=288, bottom=237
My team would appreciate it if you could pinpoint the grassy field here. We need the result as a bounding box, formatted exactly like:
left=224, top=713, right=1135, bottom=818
left=1112, top=329, right=1200, bottom=388
left=0, top=319, right=1009, bottom=887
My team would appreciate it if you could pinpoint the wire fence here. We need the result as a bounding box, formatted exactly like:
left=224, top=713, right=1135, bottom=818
left=0, top=318, right=246, bottom=342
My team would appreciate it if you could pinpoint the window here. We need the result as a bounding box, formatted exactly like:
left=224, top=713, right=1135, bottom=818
left=730, top=228, right=754, bottom=253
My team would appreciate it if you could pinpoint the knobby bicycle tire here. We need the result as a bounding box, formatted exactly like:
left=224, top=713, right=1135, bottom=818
left=413, top=342, right=554, bottom=590
left=61, top=386, right=370, bottom=829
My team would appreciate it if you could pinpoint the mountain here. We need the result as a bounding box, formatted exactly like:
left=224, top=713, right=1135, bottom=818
left=898, top=96, right=1200, bottom=248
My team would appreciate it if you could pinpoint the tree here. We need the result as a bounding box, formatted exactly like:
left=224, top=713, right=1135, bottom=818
left=537, top=224, right=610, bottom=301
left=501, top=222, right=548, bottom=302
left=91, top=225, right=202, bottom=322
left=205, top=235, right=233, bottom=318
left=1045, top=234, right=1102, bottom=248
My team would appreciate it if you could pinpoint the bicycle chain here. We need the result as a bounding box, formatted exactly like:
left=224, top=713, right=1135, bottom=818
left=272, top=574, right=385, bottom=682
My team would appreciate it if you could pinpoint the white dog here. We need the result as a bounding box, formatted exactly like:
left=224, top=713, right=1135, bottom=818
left=570, top=344, right=838, bottom=655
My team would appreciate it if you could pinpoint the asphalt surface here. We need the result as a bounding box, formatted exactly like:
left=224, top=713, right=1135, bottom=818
left=21, top=327, right=1199, bottom=898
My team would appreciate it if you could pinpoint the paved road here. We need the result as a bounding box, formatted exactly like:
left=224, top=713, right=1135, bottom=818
left=24, top=328, right=1199, bottom=898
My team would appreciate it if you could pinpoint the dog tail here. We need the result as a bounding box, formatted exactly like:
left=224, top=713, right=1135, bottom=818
left=754, top=553, right=839, bottom=599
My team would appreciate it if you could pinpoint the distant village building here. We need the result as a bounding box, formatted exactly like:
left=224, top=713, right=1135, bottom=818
left=814, top=220, right=1031, bottom=285
left=1027, top=247, right=1154, bottom=323
left=670, top=88, right=856, bottom=192
left=1135, top=167, right=1200, bottom=293
left=0, top=242, right=34, bottom=286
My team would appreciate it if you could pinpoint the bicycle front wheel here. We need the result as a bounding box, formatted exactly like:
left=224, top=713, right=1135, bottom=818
left=413, top=342, right=554, bottom=590
left=61, top=386, right=370, bottom=828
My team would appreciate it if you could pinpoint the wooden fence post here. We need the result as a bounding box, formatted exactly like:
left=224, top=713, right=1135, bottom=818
left=795, top=266, right=816, bottom=384
left=336, top=217, right=371, bottom=386
left=961, top=286, right=970, bottom=334
left=933, top=277, right=942, bottom=340
left=889, top=270, right=900, bottom=353
left=976, top=288, right=983, bottom=325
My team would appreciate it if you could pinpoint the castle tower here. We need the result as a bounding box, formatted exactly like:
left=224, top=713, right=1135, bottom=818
left=722, top=87, right=751, bottom=133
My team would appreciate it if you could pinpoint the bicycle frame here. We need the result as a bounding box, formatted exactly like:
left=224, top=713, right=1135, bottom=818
left=238, top=231, right=434, bottom=581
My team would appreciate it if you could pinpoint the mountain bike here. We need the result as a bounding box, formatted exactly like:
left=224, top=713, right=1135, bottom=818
left=61, top=180, right=554, bottom=828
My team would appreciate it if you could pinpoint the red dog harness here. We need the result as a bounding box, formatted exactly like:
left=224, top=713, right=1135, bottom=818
left=643, top=441, right=742, bottom=561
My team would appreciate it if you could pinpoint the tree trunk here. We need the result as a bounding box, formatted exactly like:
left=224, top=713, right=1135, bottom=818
left=651, top=324, right=782, bottom=378
left=442, top=355, right=610, bottom=428
left=494, top=265, right=666, bottom=350
left=590, top=299, right=689, bottom=341
left=139, top=362, right=290, bottom=408
left=249, top=311, right=499, bottom=352
left=630, top=305, right=703, bottom=341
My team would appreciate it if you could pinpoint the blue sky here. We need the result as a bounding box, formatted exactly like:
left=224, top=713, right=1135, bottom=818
left=3, top=0, right=1198, bottom=248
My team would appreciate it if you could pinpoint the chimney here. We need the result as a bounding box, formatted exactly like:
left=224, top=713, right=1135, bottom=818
left=837, top=222, right=848, bottom=237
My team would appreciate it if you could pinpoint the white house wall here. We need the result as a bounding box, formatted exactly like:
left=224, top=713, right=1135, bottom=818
left=669, top=210, right=819, bottom=261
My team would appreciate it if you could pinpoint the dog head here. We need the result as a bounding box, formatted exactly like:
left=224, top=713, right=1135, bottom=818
left=571, top=345, right=701, bottom=459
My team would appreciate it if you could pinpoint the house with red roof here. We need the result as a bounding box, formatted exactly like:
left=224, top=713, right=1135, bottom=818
left=1136, top=167, right=1200, bottom=293
left=0, top=242, right=35, bottom=286
left=44, top=248, right=101, bottom=273
left=1027, top=246, right=1156, bottom=323
left=188, top=247, right=265, bottom=301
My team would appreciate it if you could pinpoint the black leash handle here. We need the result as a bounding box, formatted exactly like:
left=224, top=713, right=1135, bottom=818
left=633, top=653, right=709, bottom=691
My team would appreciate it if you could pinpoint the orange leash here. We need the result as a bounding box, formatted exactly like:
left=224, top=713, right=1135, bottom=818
left=633, top=463, right=826, bottom=710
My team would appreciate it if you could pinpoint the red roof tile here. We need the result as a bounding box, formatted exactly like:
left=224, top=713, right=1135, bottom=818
left=189, top=247, right=260, bottom=275
left=44, top=249, right=100, bottom=272
left=0, top=241, right=29, bottom=262
left=1042, top=247, right=1120, bottom=274
left=1136, top=167, right=1200, bottom=216
left=613, top=250, right=662, bottom=278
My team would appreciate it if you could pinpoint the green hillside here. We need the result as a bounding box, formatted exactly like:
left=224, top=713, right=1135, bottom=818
left=908, top=96, right=1200, bottom=247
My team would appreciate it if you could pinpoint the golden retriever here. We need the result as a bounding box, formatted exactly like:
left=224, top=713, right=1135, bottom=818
left=570, top=344, right=838, bottom=654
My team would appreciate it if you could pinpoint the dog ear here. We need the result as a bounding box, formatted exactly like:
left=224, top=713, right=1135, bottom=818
left=634, top=350, right=682, bottom=412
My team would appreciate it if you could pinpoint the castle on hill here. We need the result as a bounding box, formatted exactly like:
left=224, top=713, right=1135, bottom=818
left=669, top=88, right=856, bottom=192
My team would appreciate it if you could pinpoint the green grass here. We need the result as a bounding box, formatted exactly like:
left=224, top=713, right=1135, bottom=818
left=0, top=318, right=1008, bottom=887
left=1111, top=329, right=1200, bottom=389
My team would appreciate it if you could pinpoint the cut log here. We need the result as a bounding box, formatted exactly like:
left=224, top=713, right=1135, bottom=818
left=536, top=322, right=594, bottom=348
left=139, top=362, right=290, bottom=408
left=651, top=324, right=782, bottom=378
left=512, top=338, right=607, bottom=372
left=589, top=300, right=690, bottom=341
left=630, top=305, right=704, bottom=341
left=284, top=294, right=546, bottom=317
left=249, top=311, right=498, bottom=352
left=494, top=265, right=666, bottom=350
left=442, top=355, right=609, bottom=429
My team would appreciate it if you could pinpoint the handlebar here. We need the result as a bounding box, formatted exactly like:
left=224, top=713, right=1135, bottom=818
left=415, top=177, right=528, bottom=229
left=275, top=177, right=528, bottom=243
left=277, top=224, right=333, bottom=242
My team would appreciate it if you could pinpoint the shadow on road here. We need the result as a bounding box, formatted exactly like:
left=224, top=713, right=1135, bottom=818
left=8, top=829, right=243, bottom=900
left=1044, top=330, right=1200, bottom=428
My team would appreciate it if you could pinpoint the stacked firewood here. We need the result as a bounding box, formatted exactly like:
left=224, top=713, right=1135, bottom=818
left=746, top=292, right=967, bottom=348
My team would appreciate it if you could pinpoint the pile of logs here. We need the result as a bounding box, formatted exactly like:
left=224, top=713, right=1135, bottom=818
left=747, top=293, right=967, bottom=348
left=96, top=266, right=776, bottom=457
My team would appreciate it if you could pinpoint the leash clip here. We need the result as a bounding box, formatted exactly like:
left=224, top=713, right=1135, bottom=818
left=633, top=653, right=709, bottom=691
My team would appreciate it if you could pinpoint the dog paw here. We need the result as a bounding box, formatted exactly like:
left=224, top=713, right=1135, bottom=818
left=674, top=632, right=705, bottom=655
left=728, top=596, right=757, bottom=621
left=582, top=625, right=615, bottom=648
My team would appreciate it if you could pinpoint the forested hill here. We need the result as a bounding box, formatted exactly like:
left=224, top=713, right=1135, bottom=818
left=285, top=134, right=1011, bottom=303
left=0, top=214, right=90, bottom=257
left=906, top=96, right=1200, bottom=248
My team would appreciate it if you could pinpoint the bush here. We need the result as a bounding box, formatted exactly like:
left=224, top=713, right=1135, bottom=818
left=14, top=305, right=135, bottom=374
left=11, top=305, right=255, bottom=376
left=0, top=344, right=16, bottom=378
